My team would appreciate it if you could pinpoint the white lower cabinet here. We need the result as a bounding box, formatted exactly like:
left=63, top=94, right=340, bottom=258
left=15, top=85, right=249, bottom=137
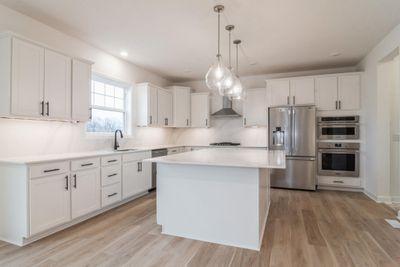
left=101, top=183, right=122, bottom=207
left=30, top=173, right=71, bottom=236
left=122, top=152, right=152, bottom=199
left=71, top=169, right=100, bottom=219
left=1, top=151, right=153, bottom=246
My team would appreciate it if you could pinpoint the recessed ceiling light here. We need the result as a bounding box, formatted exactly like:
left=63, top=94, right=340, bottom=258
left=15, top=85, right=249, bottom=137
left=330, top=52, right=341, bottom=57
left=120, top=51, right=128, bottom=57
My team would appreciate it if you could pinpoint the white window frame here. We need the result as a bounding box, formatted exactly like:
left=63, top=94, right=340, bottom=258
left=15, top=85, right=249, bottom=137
left=86, top=73, right=132, bottom=136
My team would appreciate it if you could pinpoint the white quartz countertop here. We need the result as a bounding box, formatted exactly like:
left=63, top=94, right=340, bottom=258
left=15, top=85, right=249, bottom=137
left=0, top=145, right=268, bottom=165
left=145, top=148, right=286, bottom=169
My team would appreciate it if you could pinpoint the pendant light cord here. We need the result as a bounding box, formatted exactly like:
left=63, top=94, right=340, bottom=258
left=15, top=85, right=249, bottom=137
left=217, top=11, right=221, bottom=58
left=236, top=42, right=239, bottom=75
left=228, top=30, right=232, bottom=69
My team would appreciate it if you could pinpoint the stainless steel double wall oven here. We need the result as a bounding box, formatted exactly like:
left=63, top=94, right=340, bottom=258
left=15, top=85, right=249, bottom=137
left=317, top=116, right=360, bottom=178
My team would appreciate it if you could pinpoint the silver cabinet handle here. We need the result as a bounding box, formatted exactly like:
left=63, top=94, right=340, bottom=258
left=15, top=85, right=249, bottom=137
left=137, top=162, right=142, bottom=172
left=108, top=193, right=118, bottom=198
left=73, top=174, right=77, bottom=188
left=339, top=101, right=342, bottom=110
left=107, top=173, right=118, bottom=177
left=186, top=119, right=189, bottom=126
left=205, top=119, right=208, bottom=127
left=333, top=180, right=344, bottom=184
left=287, top=96, right=290, bottom=105
left=335, top=101, right=338, bottom=110
left=244, top=118, right=247, bottom=126
left=44, top=168, right=60, bottom=173
left=89, top=107, right=93, bottom=120
left=65, top=175, right=69, bottom=190
left=81, top=163, right=93, bottom=167
left=108, top=159, right=117, bottom=163
left=46, top=102, right=50, bottom=116
left=150, top=116, right=152, bottom=124
left=293, top=96, right=295, bottom=105
left=40, top=101, right=45, bottom=116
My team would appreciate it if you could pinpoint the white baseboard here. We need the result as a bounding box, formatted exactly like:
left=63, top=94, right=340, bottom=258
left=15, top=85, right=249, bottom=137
left=391, top=196, right=400, bottom=203
left=363, top=190, right=393, bottom=203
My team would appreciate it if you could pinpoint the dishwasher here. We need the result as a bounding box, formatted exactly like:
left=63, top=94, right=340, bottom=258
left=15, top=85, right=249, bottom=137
left=151, top=148, right=168, bottom=190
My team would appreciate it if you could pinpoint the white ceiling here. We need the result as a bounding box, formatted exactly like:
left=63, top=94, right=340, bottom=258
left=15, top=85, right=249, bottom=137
left=1, top=0, right=400, bottom=82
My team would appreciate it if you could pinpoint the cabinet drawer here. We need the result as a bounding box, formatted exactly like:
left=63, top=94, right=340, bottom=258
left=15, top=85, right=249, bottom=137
left=30, top=161, right=69, bottom=179
left=101, top=165, right=121, bottom=186
left=122, top=151, right=151, bottom=163
left=101, top=155, right=121, bottom=166
left=318, top=177, right=361, bottom=187
left=71, top=157, right=100, bottom=171
left=101, top=183, right=122, bottom=207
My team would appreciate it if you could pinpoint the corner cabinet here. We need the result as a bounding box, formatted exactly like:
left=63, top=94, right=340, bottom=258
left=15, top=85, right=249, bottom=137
left=0, top=34, right=93, bottom=121
left=168, top=86, right=191, bottom=127
left=243, top=88, right=267, bottom=127
left=315, top=73, right=361, bottom=111
left=191, top=92, right=210, bottom=128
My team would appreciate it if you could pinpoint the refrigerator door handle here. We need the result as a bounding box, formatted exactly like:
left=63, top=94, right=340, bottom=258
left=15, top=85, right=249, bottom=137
left=292, top=108, right=296, bottom=154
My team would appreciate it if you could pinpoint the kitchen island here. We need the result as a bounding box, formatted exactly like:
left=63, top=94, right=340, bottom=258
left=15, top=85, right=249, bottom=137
left=146, top=148, right=285, bottom=251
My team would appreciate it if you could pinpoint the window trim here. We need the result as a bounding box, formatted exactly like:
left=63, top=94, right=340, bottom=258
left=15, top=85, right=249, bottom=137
left=86, top=73, right=131, bottom=136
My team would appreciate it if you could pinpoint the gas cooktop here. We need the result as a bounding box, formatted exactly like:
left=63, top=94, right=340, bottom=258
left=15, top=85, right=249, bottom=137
left=209, top=142, right=241, bottom=146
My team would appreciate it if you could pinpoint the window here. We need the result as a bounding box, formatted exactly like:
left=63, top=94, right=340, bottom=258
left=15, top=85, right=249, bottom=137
left=86, top=75, right=130, bottom=134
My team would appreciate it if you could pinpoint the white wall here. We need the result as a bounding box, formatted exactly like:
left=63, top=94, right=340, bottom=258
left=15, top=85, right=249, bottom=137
left=0, top=5, right=173, bottom=158
left=172, top=67, right=357, bottom=146
left=358, top=23, right=400, bottom=202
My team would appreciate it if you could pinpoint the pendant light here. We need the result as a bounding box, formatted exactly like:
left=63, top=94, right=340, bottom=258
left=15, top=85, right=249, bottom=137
left=218, top=25, right=235, bottom=96
left=205, top=5, right=233, bottom=92
left=229, top=39, right=245, bottom=100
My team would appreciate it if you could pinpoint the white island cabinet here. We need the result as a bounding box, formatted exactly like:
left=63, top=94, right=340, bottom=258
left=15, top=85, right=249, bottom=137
left=146, top=148, right=285, bottom=251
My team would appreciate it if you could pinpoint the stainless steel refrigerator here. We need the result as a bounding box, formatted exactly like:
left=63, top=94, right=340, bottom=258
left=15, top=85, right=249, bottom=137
left=268, top=106, right=316, bottom=190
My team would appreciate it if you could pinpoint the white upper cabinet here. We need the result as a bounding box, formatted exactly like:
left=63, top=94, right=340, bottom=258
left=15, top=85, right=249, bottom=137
left=72, top=59, right=92, bottom=122
left=168, top=86, right=191, bottom=127
left=136, top=83, right=158, bottom=127
left=267, top=80, right=290, bottom=106
left=267, top=78, right=314, bottom=106
left=44, top=49, right=71, bottom=119
left=157, top=88, right=173, bottom=127
left=290, top=78, right=315, bottom=105
left=0, top=34, right=92, bottom=121
left=315, top=74, right=361, bottom=111
left=11, top=38, right=44, bottom=117
left=315, top=76, right=338, bottom=111
left=338, top=74, right=361, bottom=110
left=243, top=88, right=267, bottom=127
left=191, top=93, right=210, bottom=128
left=71, top=169, right=100, bottom=219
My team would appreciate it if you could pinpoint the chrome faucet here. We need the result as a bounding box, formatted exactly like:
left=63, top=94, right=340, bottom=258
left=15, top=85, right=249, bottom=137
left=114, top=129, right=124, bottom=150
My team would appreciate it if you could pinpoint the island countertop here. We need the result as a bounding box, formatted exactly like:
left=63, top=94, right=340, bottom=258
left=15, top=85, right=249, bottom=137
left=146, top=148, right=285, bottom=169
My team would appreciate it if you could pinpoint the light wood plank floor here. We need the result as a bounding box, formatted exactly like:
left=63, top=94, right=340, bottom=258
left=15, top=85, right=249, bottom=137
left=1, top=189, right=400, bottom=267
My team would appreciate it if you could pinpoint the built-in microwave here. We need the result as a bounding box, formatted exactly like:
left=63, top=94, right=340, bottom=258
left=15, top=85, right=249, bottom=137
left=317, top=116, right=359, bottom=140
left=318, top=142, right=360, bottom=177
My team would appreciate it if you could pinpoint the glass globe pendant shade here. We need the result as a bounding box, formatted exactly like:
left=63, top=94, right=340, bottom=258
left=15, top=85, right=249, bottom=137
left=205, top=57, right=232, bottom=91
left=228, top=75, right=244, bottom=100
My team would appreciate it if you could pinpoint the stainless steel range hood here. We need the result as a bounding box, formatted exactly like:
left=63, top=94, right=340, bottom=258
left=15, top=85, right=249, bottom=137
left=211, top=96, right=241, bottom=117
